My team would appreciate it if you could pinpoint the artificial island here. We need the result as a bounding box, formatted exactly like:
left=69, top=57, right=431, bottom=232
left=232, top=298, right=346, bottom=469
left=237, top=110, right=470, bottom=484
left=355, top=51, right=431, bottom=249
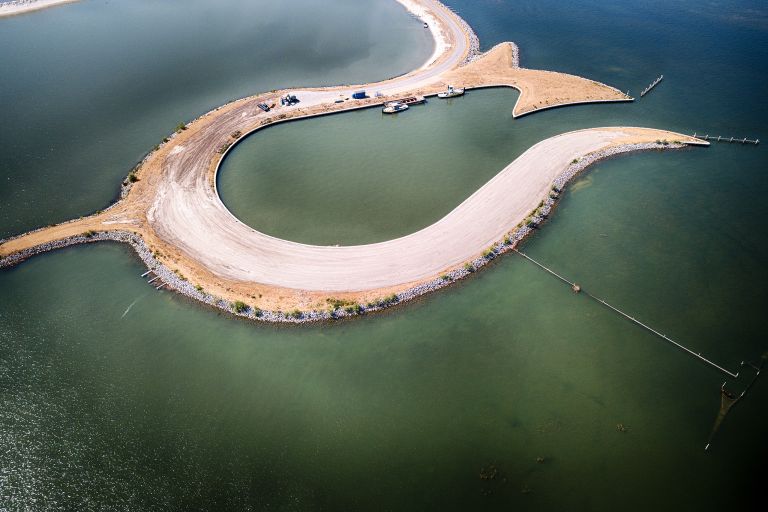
left=0, top=0, right=708, bottom=322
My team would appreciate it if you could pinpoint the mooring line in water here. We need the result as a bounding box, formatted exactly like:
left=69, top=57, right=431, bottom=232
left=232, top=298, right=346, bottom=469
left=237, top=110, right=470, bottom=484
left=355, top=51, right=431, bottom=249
left=512, top=249, right=740, bottom=379
left=121, top=298, right=139, bottom=319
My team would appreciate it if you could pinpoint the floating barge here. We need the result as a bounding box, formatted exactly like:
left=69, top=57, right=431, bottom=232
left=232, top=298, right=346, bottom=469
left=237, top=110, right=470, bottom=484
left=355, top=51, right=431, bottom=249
left=384, top=95, right=425, bottom=107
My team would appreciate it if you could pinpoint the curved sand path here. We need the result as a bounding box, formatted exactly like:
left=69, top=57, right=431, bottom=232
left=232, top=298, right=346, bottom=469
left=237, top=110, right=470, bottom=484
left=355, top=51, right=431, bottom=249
left=152, top=127, right=705, bottom=293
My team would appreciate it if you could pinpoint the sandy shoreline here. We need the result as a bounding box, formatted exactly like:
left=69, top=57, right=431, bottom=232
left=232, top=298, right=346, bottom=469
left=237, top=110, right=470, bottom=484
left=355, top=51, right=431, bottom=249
left=0, top=0, right=78, bottom=17
left=0, top=0, right=699, bottom=322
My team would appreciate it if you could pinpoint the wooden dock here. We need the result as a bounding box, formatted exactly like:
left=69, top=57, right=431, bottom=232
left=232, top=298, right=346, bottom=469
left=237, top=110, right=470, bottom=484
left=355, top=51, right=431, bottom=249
left=704, top=359, right=763, bottom=451
left=692, top=133, right=759, bottom=145
left=513, top=249, right=740, bottom=379
left=640, top=75, right=663, bottom=97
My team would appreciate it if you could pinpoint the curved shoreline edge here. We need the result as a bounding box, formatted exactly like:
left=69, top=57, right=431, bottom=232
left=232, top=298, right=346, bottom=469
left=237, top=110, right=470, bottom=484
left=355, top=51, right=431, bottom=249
left=0, top=0, right=78, bottom=18
left=0, top=0, right=705, bottom=323
left=1, top=140, right=703, bottom=324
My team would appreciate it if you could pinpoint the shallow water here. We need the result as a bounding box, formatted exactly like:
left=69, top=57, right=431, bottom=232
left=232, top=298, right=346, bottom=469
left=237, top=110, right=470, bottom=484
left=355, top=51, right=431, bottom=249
left=2, top=0, right=767, bottom=509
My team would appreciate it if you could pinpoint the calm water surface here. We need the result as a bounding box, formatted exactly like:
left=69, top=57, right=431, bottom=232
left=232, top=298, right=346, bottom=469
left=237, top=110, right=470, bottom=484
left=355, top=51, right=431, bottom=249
left=2, top=0, right=767, bottom=510
left=0, top=0, right=432, bottom=238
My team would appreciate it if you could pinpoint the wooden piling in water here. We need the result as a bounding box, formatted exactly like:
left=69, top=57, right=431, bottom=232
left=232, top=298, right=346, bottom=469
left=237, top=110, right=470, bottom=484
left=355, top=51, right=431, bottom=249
left=692, top=133, right=759, bottom=145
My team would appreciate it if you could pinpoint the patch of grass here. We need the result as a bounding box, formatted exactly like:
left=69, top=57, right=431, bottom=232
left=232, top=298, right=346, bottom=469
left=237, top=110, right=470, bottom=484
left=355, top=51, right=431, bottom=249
left=482, top=248, right=495, bottom=259
left=571, top=158, right=579, bottom=164
left=232, top=301, right=248, bottom=313
left=464, top=263, right=474, bottom=273
left=127, top=172, right=138, bottom=183
left=175, top=122, right=188, bottom=132
left=440, top=274, right=451, bottom=281
left=195, top=284, right=204, bottom=292
left=217, top=141, right=232, bottom=154
left=82, top=230, right=96, bottom=238
left=288, top=309, right=303, bottom=319
left=371, top=294, right=399, bottom=308
left=326, top=297, right=356, bottom=310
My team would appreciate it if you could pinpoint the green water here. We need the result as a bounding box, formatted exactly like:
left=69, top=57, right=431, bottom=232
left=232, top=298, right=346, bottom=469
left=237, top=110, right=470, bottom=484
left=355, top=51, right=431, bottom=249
left=0, top=0, right=432, bottom=239
left=2, top=0, right=767, bottom=509
left=220, top=93, right=536, bottom=245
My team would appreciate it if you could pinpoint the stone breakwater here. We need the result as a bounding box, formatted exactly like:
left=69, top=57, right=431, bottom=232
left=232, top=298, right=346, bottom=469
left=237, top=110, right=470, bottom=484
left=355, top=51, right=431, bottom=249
left=0, top=142, right=685, bottom=325
left=467, top=41, right=519, bottom=68
left=453, top=6, right=481, bottom=65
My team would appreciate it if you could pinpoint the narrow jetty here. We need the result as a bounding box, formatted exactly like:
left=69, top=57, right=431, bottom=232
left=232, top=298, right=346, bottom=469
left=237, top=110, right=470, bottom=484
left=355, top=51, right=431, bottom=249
left=513, top=249, right=740, bottom=379
left=640, top=75, right=663, bottom=97
left=692, top=133, right=759, bottom=145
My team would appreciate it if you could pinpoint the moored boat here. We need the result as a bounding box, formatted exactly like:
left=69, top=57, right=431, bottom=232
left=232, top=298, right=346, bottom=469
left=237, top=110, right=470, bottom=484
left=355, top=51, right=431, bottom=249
left=437, top=85, right=465, bottom=98
left=382, top=102, right=409, bottom=114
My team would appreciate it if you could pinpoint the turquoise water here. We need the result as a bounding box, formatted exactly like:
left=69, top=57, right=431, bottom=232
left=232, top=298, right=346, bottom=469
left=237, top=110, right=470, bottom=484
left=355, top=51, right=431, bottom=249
left=2, top=0, right=767, bottom=509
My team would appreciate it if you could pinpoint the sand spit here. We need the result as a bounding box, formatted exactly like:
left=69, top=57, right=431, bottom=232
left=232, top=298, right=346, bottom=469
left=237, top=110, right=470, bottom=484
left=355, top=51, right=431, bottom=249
left=0, top=0, right=78, bottom=17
